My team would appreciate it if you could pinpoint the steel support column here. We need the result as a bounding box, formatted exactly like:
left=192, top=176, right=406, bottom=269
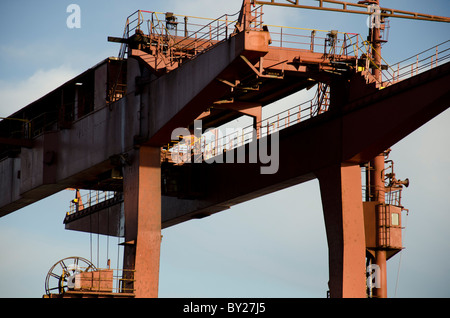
left=369, top=0, right=388, bottom=298
left=370, top=154, right=388, bottom=298
left=317, top=164, right=367, bottom=298
left=374, top=249, right=387, bottom=298
left=122, top=146, right=161, bottom=298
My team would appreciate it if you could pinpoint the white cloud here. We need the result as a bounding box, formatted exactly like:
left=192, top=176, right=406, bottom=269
left=0, top=65, right=79, bottom=117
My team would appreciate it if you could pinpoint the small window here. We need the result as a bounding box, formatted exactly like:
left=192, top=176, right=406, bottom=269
left=391, top=213, right=400, bottom=226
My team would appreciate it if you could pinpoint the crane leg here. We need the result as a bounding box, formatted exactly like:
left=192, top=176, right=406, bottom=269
left=316, top=164, right=367, bottom=298
left=122, top=146, right=162, bottom=297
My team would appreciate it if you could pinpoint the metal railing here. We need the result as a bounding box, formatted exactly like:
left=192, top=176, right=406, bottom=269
left=163, top=84, right=330, bottom=163
left=385, top=40, right=450, bottom=85
left=111, top=267, right=135, bottom=295
left=121, top=10, right=241, bottom=59
left=170, top=10, right=241, bottom=59
left=360, top=163, right=405, bottom=207
left=120, top=8, right=366, bottom=65
left=67, top=190, right=120, bottom=216
left=362, top=185, right=403, bottom=207
left=68, top=267, right=135, bottom=295
left=266, top=24, right=361, bottom=57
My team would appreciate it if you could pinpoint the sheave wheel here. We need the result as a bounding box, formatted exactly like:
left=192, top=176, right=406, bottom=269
left=45, top=256, right=96, bottom=296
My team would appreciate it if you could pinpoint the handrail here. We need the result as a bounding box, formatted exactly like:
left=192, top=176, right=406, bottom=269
left=364, top=40, right=396, bottom=77
left=387, top=40, right=450, bottom=84
left=172, top=11, right=239, bottom=52
left=66, top=190, right=121, bottom=216
left=164, top=88, right=331, bottom=163
left=263, top=24, right=362, bottom=56
left=60, top=266, right=135, bottom=295
left=361, top=164, right=405, bottom=207
left=120, top=8, right=366, bottom=65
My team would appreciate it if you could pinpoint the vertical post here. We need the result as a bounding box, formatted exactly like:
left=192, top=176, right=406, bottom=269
left=138, top=10, right=141, bottom=32
left=122, top=146, right=161, bottom=297
left=416, top=55, right=419, bottom=75
left=226, top=15, right=228, bottom=39
left=343, top=33, right=348, bottom=56
left=371, top=23, right=382, bottom=84
left=368, top=0, right=388, bottom=298
left=259, top=5, right=263, bottom=29
left=435, top=45, right=438, bottom=68
left=370, top=154, right=387, bottom=298
left=280, top=27, right=283, bottom=48
left=216, top=20, right=219, bottom=40
left=255, top=116, right=261, bottom=140
left=214, top=128, right=219, bottom=156
left=397, top=64, right=400, bottom=82
left=316, top=164, right=367, bottom=298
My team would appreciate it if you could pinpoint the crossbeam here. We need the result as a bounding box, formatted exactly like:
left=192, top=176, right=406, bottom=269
left=0, top=137, right=33, bottom=148
left=254, top=0, right=450, bottom=23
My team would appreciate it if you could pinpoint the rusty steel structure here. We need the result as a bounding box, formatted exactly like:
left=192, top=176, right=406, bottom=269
left=0, top=0, right=449, bottom=298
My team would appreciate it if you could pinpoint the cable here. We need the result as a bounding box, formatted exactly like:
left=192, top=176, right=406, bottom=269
left=394, top=209, right=409, bottom=297
left=97, top=204, right=100, bottom=269
left=107, top=206, right=110, bottom=267
left=89, top=190, right=93, bottom=264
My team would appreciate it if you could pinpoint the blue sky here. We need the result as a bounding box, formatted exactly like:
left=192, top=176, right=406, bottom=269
left=0, top=0, right=449, bottom=298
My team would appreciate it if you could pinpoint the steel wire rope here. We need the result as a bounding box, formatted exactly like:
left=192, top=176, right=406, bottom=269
left=393, top=40, right=450, bottom=66
left=97, top=196, right=100, bottom=268
left=394, top=210, right=409, bottom=298
left=89, top=190, right=93, bottom=265
left=107, top=203, right=110, bottom=268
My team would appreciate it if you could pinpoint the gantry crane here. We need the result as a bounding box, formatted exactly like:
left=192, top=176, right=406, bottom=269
left=0, top=0, right=448, bottom=299
left=250, top=0, right=449, bottom=298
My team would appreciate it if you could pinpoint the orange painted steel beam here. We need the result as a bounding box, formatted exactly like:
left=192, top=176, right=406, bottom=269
left=156, top=62, right=449, bottom=298
left=316, top=164, right=366, bottom=298
left=1, top=61, right=448, bottom=223
left=159, top=62, right=450, bottom=227
left=122, top=146, right=161, bottom=298
left=139, top=30, right=274, bottom=147
left=254, top=0, right=450, bottom=23
left=341, top=63, right=450, bottom=163
left=138, top=44, right=347, bottom=146
left=53, top=61, right=450, bottom=233
left=369, top=154, right=387, bottom=298
left=0, top=137, right=33, bottom=148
